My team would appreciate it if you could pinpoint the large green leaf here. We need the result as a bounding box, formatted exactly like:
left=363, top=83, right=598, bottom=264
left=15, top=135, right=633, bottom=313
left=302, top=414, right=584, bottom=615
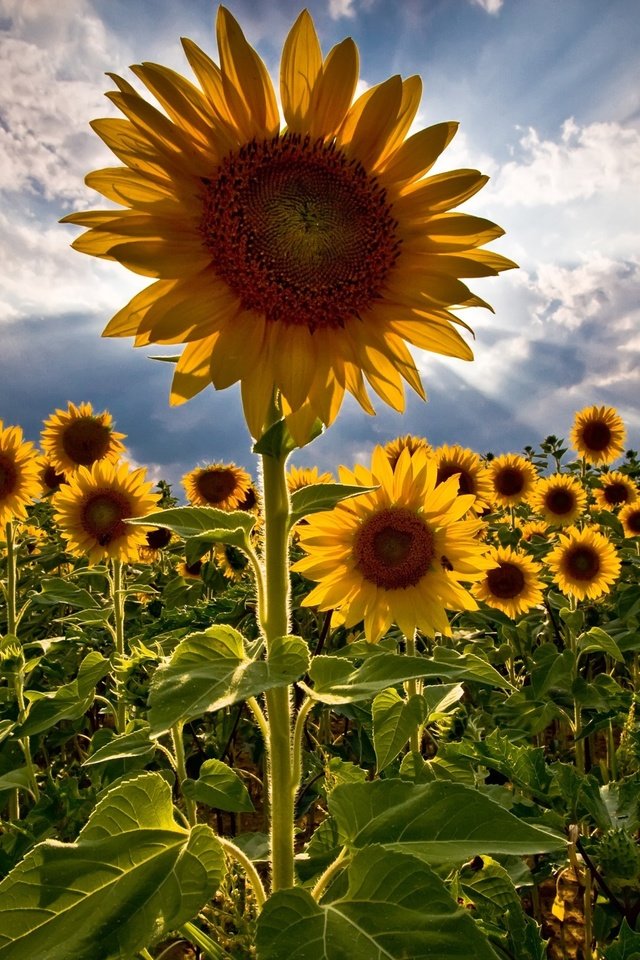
left=329, top=780, right=565, bottom=859
left=372, top=688, right=427, bottom=772
left=256, top=845, right=500, bottom=959
left=183, top=758, right=254, bottom=813
left=185, top=526, right=253, bottom=565
left=0, top=772, right=225, bottom=960
left=128, top=506, right=256, bottom=538
left=605, top=920, right=640, bottom=959
left=289, top=483, right=375, bottom=527
left=252, top=417, right=323, bottom=457
left=18, top=652, right=111, bottom=737
left=148, top=627, right=309, bottom=735
left=82, top=725, right=156, bottom=766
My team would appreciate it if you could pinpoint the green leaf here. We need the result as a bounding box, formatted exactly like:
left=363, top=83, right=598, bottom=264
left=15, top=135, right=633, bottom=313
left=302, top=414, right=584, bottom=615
left=256, top=846, right=500, bottom=959
left=289, top=483, right=375, bottom=527
left=83, top=726, right=156, bottom=766
left=185, top=527, right=253, bottom=566
left=18, top=652, right=111, bottom=737
left=183, top=759, right=254, bottom=813
left=329, top=780, right=565, bottom=859
left=128, top=506, right=256, bottom=539
left=372, top=688, right=427, bottom=772
left=454, top=730, right=552, bottom=801
left=148, top=628, right=309, bottom=736
left=605, top=920, right=640, bottom=959
left=578, top=626, right=624, bottom=663
left=0, top=772, right=225, bottom=960
left=252, top=417, right=323, bottom=457
left=33, top=577, right=100, bottom=609
left=0, top=767, right=32, bottom=794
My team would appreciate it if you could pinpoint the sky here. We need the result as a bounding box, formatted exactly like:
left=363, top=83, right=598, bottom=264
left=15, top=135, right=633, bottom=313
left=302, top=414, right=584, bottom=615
left=1, top=0, right=639, bottom=491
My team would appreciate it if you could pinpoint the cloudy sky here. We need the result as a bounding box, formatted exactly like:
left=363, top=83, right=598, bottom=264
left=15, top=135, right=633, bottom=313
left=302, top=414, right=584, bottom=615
left=1, top=0, right=639, bottom=489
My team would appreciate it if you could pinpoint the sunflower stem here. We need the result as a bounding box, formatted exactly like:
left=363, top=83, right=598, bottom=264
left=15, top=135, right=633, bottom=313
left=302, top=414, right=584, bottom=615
left=171, top=720, right=197, bottom=827
left=404, top=632, right=422, bottom=754
left=4, top=521, right=17, bottom=637
left=111, top=559, right=127, bottom=734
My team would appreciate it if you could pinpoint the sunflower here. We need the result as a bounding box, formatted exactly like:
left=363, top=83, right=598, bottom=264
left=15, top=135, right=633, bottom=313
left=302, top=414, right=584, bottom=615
left=472, top=545, right=544, bottom=619
left=293, top=445, right=493, bottom=642
left=528, top=474, right=587, bottom=527
left=488, top=453, right=538, bottom=508
left=593, top=471, right=638, bottom=511
left=434, top=443, right=492, bottom=511
left=570, top=405, right=626, bottom=466
left=236, top=481, right=262, bottom=515
left=53, top=460, right=159, bottom=564
left=20, top=524, right=48, bottom=556
left=215, top=543, right=251, bottom=581
left=286, top=465, right=334, bottom=494
left=177, top=558, right=203, bottom=580
left=182, top=462, right=251, bottom=509
left=518, top=519, right=555, bottom=544
left=41, top=402, right=126, bottom=474
left=0, top=421, right=41, bottom=526
left=62, top=7, right=514, bottom=443
left=546, top=525, right=621, bottom=602
left=619, top=503, right=640, bottom=538
left=138, top=525, right=173, bottom=562
left=383, top=435, right=433, bottom=470
left=38, top=456, right=67, bottom=495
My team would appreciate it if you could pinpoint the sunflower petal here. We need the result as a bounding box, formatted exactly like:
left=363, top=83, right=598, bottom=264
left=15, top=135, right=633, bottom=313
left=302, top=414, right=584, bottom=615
left=308, top=38, right=359, bottom=139
left=280, top=10, right=323, bottom=132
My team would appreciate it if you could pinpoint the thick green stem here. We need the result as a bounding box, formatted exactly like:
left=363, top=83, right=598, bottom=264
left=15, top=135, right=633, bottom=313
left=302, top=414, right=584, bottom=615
left=311, top=847, right=349, bottom=902
left=171, top=721, right=197, bottom=827
left=111, top=560, right=127, bottom=733
left=404, top=632, right=421, bottom=754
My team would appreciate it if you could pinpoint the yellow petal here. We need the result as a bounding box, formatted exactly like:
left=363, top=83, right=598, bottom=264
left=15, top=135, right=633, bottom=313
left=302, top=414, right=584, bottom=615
left=338, top=74, right=403, bottom=170
left=170, top=335, right=218, bottom=404
left=405, top=213, right=505, bottom=251
left=102, top=279, right=178, bottom=337
left=140, top=274, right=240, bottom=344
left=390, top=317, right=474, bottom=361
left=395, top=169, right=489, bottom=214
left=344, top=363, right=375, bottom=415
left=130, top=61, right=220, bottom=147
left=209, top=311, right=266, bottom=389
left=380, top=122, right=458, bottom=185
left=274, top=325, right=319, bottom=411
left=84, top=167, right=177, bottom=209
left=241, top=369, right=275, bottom=440
left=280, top=10, right=322, bottom=133
left=90, top=118, right=175, bottom=180
left=308, top=38, right=358, bottom=140
left=376, top=75, right=423, bottom=165
left=107, top=238, right=212, bottom=278
left=180, top=37, right=241, bottom=148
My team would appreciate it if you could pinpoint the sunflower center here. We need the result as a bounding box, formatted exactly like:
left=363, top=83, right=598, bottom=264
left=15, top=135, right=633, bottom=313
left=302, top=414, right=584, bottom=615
left=494, top=467, right=525, bottom=497
left=487, top=561, right=525, bottom=599
left=200, top=134, right=400, bottom=332
left=603, top=482, right=629, bottom=506
left=565, top=545, right=600, bottom=581
left=146, top=526, right=172, bottom=550
left=354, top=507, right=434, bottom=590
left=196, top=469, right=238, bottom=505
left=546, top=487, right=575, bottom=516
left=0, top=453, right=18, bottom=498
left=62, top=417, right=112, bottom=467
left=581, top=420, right=612, bottom=452
left=43, top=464, right=65, bottom=491
left=81, top=492, right=129, bottom=545
left=438, top=464, right=473, bottom=495
left=626, top=509, right=640, bottom=534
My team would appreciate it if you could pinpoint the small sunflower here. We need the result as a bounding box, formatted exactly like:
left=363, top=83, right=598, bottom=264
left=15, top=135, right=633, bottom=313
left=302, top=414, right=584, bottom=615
left=293, top=445, right=493, bottom=642
left=138, top=525, right=173, bottom=562
left=177, top=558, right=203, bottom=580
left=546, top=525, right=621, bottom=601
left=286, top=465, right=334, bottom=494
left=593, top=471, right=638, bottom=511
left=518, top=519, right=555, bottom=544
left=570, top=405, right=626, bottom=466
left=182, top=462, right=251, bottom=509
left=41, top=402, right=126, bottom=474
left=472, top=545, right=544, bottom=619
left=236, top=481, right=262, bottom=515
left=488, top=453, right=538, bottom=508
left=64, top=7, right=514, bottom=442
left=0, top=421, right=41, bottom=526
left=53, top=460, right=159, bottom=564
left=528, top=474, right=587, bottom=527
left=19, top=524, right=48, bottom=556
left=619, top=503, right=640, bottom=539
left=383, top=435, right=433, bottom=470
left=38, top=456, right=66, bottom=495
left=215, top=543, right=251, bottom=581
left=434, top=443, right=493, bottom=511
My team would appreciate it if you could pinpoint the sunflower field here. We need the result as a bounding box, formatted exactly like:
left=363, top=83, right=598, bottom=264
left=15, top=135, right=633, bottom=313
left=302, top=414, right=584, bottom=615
left=2, top=6, right=640, bottom=960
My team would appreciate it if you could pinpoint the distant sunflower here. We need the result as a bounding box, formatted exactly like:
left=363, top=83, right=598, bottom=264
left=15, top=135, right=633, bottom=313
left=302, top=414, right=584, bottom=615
left=593, top=471, right=638, bottom=511
left=570, top=405, right=626, bottom=466
left=619, top=503, right=640, bottom=538
left=518, top=519, right=555, bottom=544
left=383, top=435, right=433, bottom=470
left=178, top=558, right=203, bottom=580
left=435, top=443, right=492, bottom=511
left=53, top=460, right=159, bottom=564
left=38, top=456, right=66, bottom=495
left=472, top=545, right=544, bottom=619
left=138, top=525, right=173, bottom=562
left=0, top=421, right=40, bottom=526
left=286, top=465, right=334, bottom=494
left=546, top=525, right=620, bottom=601
left=293, top=445, right=492, bottom=642
left=488, top=453, right=538, bottom=508
left=182, top=462, right=251, bottom=510
left=63, top=7, right=514, bottom=442
left=41, top=402, right=126, bottom=474
left=528, top=474, right=587, bottom=527
left=216, top=543, right=250, bottom=581
left=236, top=481, right=262, bottom=515
left=20, top=524, right=47, bottom=556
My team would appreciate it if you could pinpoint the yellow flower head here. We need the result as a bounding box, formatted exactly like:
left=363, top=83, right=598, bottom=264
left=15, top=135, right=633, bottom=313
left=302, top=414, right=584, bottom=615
left=518, top=519, right=555, bottom=544
left=63, top=7, right=515, bottom=443
left=619, top=502, right=640, bottom=538
left=41, top=402, right=126, bottom=474
left=293, top=444, right=493, bottom=642
left=570, top=405, right=626, bottom=466
left=0, top=421, right=41, bottom=526
left=286, top=465, right=334, bottom=494
left=182, top=462, right=252, bottom=510
left=177, top=558, right=203, bottom=580
left=138, top=525, right=173, bottom=563
left=383, top=435, right=433, bottom=470
left=38, top=456, right=67, bottom=495
left=472, top=545, right=544, bottom=619
left=488, top=453, right=538, bottom=508
left=53, top=460, right=159, bottom=564
left=435, top=443, right=493, bottom=511
left=528, top=473, right=587, bottom=527
left=546, top=524, right=621, bottom=602
left=593, top=471, right=638, bottom=511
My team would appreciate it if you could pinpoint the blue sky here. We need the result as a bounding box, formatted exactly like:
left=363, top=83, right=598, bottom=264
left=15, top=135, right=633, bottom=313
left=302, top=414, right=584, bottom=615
left=1, top=0, right=639, bottom=490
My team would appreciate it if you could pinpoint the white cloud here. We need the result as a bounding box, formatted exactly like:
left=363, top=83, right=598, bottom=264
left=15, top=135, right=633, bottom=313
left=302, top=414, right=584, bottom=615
left=328, top=0, right=357, bottom=20
left=468, top=0, right=504, bottom=14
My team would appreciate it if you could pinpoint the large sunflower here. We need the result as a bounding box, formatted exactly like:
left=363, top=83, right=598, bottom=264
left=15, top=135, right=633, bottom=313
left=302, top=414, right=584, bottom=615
left=570, top=405, right=626, bottom=466
left=0, top=421, right=41, bottom=526
left=593, top=471, right=638, bottom=511
left=528, top=473, right=587, bottom=527
left=293, top=445, right=493, bottom=642
left=488, top=453, right=538, bottom=508
left=182, top=462, right=252, bottom=509
left=472, top=545, right=544, bottom=619
left=41, top=402, right=126, bottom=474
left=62, top=7, right=514, bottom=442
left=434, top=443, right=492, bottom=511
left=619, top=503, right=640, bottom=539
left=546, top=525, right=620, bottom=602
left=53, top=460, right=159, bottom=564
